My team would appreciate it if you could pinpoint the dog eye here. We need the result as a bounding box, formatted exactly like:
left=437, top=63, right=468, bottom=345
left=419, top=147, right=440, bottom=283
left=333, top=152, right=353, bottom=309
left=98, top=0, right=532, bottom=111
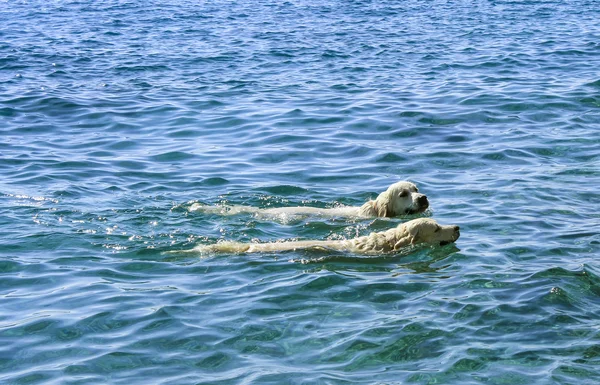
left=434, top=226, right=441, bottom=233
left=398, top=190, right=409, bottom=198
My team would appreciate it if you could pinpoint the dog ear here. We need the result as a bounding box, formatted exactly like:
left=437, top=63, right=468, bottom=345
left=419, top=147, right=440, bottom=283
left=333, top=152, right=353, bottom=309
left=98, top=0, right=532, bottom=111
left=409, top=229, right=419, bottom=245
left=393, top=225, right=417, bottom=250
left=374, top=192, right=394, bottom=217
left=405, top=223, right=420, bottom=245
left=393, top=232, right=418, bottom=249
left=376, top=201, right=390, bottom=217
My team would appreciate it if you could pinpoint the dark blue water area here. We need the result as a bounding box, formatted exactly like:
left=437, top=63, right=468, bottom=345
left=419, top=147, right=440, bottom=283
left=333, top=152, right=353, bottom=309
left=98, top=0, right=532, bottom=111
left=1, top=0, right=600, bottom=384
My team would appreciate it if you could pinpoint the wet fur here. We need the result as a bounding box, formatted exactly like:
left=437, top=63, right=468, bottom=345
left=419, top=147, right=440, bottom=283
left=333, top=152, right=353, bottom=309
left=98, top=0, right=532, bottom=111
left=190, top=218, right=459, bottom=255
left=190, top=181, right=429, bottom=218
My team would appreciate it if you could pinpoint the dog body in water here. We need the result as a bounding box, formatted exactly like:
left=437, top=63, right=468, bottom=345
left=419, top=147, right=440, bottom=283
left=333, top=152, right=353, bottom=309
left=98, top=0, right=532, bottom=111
left=190, top=181, right=429, bottom=218
left=191, top=218, right=459, bottom=255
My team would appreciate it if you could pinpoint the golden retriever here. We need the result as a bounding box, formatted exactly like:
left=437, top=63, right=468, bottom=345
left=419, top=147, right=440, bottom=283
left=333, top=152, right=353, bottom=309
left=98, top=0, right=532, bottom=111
left=190, top=218, right=459, bottom=255
left=189, top=181, right=429, bottom=218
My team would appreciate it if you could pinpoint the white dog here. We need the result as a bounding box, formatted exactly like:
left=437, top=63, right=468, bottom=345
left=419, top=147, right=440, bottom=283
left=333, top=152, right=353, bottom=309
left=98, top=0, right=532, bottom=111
left=189, top=181, right=429, bottom=218
left=189, top=218, right=459, bottom=255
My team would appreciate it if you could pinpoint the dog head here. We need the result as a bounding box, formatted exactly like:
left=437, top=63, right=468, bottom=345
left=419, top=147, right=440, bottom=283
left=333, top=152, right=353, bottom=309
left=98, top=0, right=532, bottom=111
left=374, top=181, right=429, bottom=217
left=394, top=218, right=460, bottom=249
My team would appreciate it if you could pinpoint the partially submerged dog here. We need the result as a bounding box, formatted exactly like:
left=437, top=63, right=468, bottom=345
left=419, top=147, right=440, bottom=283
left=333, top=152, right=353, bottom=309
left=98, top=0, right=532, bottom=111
left=191, top=218, right=459, bottom=255
left=189, top=181, right=429, bottom=218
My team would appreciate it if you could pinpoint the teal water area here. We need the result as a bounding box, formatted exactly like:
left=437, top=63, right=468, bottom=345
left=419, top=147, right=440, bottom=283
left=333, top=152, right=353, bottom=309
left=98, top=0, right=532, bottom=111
left=1, top=0, right=600, bottom=384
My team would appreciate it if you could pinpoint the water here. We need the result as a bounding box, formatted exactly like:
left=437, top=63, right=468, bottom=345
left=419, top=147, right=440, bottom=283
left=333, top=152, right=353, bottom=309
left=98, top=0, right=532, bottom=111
left=1, top=0, right=600, bottom=383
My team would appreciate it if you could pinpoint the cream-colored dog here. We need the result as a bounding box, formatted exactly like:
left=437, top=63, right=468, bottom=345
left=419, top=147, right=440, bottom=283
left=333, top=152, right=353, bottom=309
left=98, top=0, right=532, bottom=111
left=190, top=218, right=459, bottom=255
left=189, top=181, right=429, bottom=218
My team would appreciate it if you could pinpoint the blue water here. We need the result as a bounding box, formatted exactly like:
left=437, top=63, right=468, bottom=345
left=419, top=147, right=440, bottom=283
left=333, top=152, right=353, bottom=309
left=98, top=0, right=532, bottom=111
left=1, top=0, right=600, bottom=384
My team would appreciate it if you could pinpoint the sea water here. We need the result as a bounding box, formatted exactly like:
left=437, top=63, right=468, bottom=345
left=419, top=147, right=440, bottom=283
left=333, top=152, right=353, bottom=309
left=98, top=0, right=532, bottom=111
left=1, top=1, right=600, bottom=384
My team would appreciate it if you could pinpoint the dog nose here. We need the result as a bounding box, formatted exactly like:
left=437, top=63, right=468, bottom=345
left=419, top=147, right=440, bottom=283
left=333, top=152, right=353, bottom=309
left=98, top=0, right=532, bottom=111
left=453, top=225, right=460, bottom=241
left=417, top=195, right=429, bottom=207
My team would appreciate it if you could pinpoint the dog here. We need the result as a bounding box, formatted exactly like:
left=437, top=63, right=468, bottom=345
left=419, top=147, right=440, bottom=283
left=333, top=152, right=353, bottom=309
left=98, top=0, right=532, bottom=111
left=189, top=218, right=459, bottom=255
left=189, top=181, right=429, bottom=218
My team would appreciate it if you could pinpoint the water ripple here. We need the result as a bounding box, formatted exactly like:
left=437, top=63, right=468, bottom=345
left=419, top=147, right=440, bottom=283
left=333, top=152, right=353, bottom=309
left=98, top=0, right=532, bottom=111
left=1, top=0, right=600, bottom=384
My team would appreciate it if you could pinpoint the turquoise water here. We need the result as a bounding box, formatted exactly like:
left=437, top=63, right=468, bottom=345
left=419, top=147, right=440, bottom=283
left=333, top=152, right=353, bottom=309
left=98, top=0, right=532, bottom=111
left=1, top=0, right=600, bottom=383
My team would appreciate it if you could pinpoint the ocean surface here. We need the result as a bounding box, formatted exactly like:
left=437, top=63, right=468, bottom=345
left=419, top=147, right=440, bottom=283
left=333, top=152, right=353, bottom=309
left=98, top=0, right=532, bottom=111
left=1, top=0, right=600, bottom=384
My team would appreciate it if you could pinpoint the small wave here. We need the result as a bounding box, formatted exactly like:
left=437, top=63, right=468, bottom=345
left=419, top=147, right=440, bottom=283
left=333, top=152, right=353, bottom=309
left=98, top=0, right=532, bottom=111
left=585, top=79, right=600, bottom=88
left=149, top=151, right=196, bottom=163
